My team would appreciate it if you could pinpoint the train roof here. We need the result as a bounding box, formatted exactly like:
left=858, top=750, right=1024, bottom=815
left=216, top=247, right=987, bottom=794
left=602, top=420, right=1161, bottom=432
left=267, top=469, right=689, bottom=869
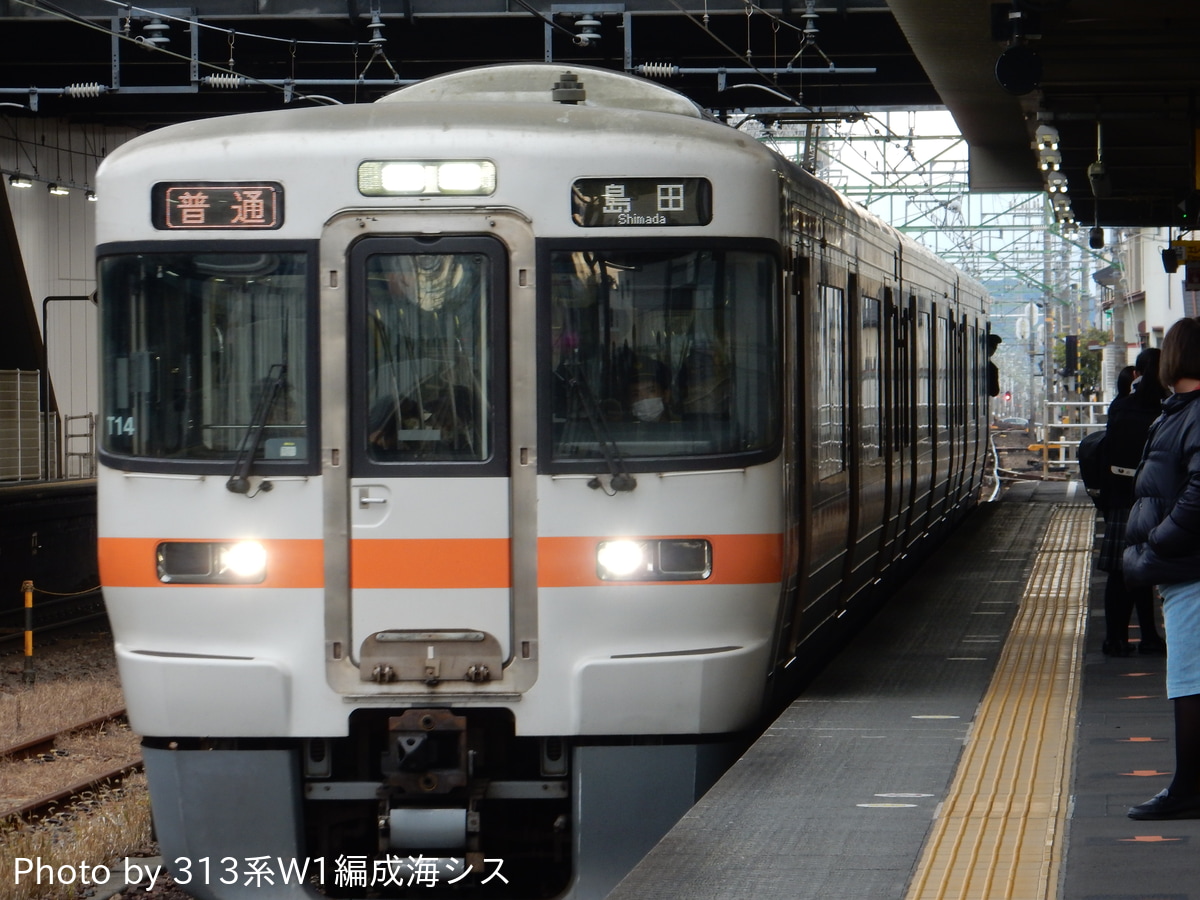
left=98, top=63, right=733, bottom=177
left=376, top=62, right=707, bottom=120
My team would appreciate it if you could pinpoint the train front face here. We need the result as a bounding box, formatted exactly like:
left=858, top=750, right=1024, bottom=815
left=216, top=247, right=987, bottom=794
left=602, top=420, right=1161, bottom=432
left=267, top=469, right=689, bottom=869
left=96, top=81, right=785, bottom=899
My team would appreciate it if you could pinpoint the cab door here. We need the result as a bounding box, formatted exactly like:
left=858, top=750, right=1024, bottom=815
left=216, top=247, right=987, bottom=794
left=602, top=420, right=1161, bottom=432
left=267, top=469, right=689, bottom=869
left=344, top=234, right=516, bottom=687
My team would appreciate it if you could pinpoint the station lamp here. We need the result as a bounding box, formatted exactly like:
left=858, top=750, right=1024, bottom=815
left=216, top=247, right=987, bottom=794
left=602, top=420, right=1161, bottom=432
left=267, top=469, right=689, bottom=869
left=1034, top=125, right=1059, bottom=151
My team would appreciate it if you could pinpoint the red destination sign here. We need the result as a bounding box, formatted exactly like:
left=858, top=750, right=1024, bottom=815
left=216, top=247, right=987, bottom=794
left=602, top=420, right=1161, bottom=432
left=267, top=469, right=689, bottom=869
left=152, top=182, right=284, bottom=230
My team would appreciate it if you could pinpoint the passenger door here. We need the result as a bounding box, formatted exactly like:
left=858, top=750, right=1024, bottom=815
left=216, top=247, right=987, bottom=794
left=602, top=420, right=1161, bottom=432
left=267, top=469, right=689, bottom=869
left=344, top=234, right=518, bottom=688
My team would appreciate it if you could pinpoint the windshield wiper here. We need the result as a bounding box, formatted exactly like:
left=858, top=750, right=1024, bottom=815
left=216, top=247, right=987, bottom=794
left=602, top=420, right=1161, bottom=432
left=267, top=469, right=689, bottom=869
left=227, top=362, right=287, bottom=495
left=560, top=361, right=636, bottom=493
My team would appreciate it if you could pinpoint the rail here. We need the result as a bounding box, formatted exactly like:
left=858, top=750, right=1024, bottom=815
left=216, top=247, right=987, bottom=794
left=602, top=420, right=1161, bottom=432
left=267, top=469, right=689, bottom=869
left=0, top=709, right=139, bottom=824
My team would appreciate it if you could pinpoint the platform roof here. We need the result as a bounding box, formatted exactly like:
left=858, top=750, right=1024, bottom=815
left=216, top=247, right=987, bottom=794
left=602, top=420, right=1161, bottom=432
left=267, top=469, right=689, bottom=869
left=1, top=1, right=1197, bottom=228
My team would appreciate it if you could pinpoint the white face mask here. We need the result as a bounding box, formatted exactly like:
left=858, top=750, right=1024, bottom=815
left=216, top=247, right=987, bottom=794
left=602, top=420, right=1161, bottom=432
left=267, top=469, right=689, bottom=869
left=631, top=396, right=665, bottom=422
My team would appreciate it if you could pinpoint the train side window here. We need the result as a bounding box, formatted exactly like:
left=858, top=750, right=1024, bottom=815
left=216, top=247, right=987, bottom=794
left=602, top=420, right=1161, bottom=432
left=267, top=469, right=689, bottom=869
left=816, top=283, right=845, bottom=478
left=917, top=307, right=932, bottom=452
left=862, top=297, right=882, bottom=459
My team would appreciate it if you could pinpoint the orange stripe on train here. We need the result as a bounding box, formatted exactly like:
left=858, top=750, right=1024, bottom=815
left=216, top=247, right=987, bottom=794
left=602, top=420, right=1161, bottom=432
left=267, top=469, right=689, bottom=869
left=97, top=537, right=325, bottom=589
left=536, top=534, right=783, bottom=587
left=99, top=534, right=783, bottom=589
left=352, top=538, right=511, bottom=589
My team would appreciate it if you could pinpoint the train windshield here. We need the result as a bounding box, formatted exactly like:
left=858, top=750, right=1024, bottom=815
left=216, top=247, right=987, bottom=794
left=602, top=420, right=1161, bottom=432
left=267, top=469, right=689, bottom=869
left=362, top=250, right=494, bottom=464
left=98, top=250, right=311, bottom=466
left=547, top=247, right=778, bottom=466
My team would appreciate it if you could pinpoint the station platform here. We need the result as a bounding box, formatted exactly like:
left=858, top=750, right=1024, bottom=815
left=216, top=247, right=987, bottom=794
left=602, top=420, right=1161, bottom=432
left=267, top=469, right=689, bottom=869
left=607, top=479, right=1200, bottom=900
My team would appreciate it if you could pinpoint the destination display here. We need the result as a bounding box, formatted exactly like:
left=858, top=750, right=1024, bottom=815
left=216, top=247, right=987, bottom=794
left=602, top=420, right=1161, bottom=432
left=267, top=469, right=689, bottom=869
left=153, top=182, right=284, bottom=230
left=572, top=178, right=711, bottom=227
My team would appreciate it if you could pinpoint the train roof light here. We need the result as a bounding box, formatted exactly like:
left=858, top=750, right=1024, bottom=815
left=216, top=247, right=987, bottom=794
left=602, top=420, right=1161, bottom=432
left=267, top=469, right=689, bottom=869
left=379, top=162, right=427, bottom=194
left=437, top=161, right=493, bottom=193
left=358, top=160, right=496, bottom=197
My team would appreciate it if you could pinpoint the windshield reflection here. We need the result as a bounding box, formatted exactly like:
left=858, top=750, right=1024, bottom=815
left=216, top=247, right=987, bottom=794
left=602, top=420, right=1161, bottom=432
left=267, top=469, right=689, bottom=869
left=548, top=247, right=778, bottom=466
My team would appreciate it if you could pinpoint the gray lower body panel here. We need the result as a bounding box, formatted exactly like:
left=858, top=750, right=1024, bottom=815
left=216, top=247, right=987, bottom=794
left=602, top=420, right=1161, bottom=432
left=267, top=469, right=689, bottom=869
left=569, top=742, right=738, bottom=900
left=143, top=745, right=323, bottom=899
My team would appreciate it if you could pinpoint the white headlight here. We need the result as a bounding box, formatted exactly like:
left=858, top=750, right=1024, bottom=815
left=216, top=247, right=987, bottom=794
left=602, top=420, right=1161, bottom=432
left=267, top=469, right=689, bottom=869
left=221, top=541, right=268, bottom=579
left=595, top=538, right=713, bottom=582
left=380, top=163, right=430, bottom=193
left=596, top=540, right=646, bottom=578
left=437, top=161, right=491, bottom=193
left=358, top=160, right=496, bottom=197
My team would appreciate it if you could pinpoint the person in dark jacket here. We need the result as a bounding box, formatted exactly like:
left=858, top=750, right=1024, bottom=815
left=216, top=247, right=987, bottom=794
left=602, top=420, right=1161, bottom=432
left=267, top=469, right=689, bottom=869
left=1098, top=349, right=1167, bottom=656
left=1124, top=316, right=1200, bottom=820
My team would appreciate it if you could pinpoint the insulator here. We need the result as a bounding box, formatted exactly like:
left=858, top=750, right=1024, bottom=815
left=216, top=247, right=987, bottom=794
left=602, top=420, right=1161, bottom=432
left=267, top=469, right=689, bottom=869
left=636, top=63, right=680, bottom=79
left=141, top=18, right=170, bottom=47
left=204, top=74, right=247, bottom=90
left=802, top=0, right=819, bottom=37
left=65, top=82, right=106, bottom=98
left=368, top=11, right=386, bottom=46
left=574, top=14, right=601, bottom=46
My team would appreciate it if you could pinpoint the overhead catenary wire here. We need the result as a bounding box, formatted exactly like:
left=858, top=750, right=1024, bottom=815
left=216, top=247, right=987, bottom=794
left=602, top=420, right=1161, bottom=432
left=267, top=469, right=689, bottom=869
left=662, top=0, right=804, bottom=108
left=7, top=0, right=383, bottom=108
left=74, top=0, right=378, bottom=48
left=511, top=0, right=580, bottom=42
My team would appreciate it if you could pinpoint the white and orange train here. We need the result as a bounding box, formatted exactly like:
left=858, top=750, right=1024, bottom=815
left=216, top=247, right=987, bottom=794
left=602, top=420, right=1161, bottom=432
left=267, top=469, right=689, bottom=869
left=96, top=64, right=990, bottom=899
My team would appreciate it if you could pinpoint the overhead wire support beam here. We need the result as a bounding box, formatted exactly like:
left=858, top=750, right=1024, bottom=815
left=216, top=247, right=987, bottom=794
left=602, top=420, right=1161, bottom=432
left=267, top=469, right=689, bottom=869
left=109, top=12, right=199, bottom=96
left=641, top=65, right=878, bottom=77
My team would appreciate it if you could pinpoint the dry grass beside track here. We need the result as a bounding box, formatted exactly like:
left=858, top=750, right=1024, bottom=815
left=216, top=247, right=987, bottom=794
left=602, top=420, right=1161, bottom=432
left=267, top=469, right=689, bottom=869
left=0, top=773, right=154, bottom=900
left=0, top=631, right=157, bottom=900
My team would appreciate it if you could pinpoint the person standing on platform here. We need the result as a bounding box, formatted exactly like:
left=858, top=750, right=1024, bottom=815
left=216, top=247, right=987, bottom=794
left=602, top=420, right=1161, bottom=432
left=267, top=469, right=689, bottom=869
left=1124, top=317, right=1200, bottom=820
left=1098, top=349, right=1167, bottom=656
left=987, top=333, right=1002, bottom=398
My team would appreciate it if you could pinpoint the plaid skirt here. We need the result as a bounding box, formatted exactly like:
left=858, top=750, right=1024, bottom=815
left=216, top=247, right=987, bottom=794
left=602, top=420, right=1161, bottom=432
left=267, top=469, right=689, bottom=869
left=1097, top=506, right=1129, bottom=573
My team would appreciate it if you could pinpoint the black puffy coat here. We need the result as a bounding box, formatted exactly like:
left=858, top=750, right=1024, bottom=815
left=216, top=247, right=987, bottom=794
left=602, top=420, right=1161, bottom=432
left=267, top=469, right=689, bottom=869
left=1123, top=389, right=1200, bottom=588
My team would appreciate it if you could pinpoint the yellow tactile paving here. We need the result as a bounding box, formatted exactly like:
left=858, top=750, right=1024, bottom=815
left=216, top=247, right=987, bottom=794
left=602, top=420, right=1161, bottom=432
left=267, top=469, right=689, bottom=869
left=905, top=504, right=1095, bottom=900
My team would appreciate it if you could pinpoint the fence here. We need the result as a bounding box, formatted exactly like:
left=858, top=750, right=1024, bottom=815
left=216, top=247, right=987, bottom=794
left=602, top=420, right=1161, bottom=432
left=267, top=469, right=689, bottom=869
left=0, top=370, right=40, bottom=481
left=1036, top=400, right=1109, bottom=479
left=0, top=369, right=93, bottom=482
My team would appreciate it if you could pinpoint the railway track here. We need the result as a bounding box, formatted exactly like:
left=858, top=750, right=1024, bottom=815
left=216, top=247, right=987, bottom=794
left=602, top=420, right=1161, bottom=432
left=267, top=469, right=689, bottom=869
left=0, top=708, right=142, bottom=823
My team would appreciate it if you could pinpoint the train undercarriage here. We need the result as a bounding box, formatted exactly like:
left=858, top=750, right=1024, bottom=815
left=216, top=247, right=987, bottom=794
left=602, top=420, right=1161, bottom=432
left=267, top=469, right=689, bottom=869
left=303, top=708, right=572, bottom=898
left=143, top=708, right=734, bottom=899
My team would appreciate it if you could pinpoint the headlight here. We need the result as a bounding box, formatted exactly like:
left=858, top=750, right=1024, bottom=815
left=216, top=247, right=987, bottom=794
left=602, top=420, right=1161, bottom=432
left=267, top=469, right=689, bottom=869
left=157, top=540, right=268, bottom=584
left=221, top=541, right=268, bottom=579
left=596, top=539, right=712, bottom=582
left=358, top=160, right=497, bottom=197
left=597, top=540, right=646, bottom=578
